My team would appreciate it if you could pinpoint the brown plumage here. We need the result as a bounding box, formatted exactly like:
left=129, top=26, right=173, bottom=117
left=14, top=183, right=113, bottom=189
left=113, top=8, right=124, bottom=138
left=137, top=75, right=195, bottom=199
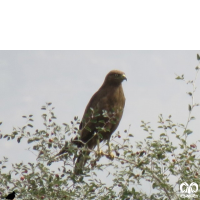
left=73, top=70, right=127, bottom=174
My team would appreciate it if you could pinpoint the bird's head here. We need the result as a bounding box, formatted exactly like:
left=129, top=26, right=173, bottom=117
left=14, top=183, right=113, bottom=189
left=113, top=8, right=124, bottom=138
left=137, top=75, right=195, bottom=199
left=104, top=70, right=127, bottom=85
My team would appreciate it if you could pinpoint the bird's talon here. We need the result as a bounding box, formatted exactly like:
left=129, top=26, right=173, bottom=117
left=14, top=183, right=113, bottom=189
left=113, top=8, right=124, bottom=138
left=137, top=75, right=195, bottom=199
left=107, top=152, right=115, bottom=160
left=96, top=150, right=103, bottom=157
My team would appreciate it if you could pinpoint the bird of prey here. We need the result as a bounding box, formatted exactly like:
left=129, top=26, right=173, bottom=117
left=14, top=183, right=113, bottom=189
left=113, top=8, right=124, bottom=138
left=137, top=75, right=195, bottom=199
left=73, top=69, right=127, bottom=174
left=5, top=191, right=15, bottom=200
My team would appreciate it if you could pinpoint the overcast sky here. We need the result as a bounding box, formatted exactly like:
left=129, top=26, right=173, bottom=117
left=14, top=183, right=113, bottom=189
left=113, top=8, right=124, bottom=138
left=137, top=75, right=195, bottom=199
left=0, top=51, right=200, bottom=183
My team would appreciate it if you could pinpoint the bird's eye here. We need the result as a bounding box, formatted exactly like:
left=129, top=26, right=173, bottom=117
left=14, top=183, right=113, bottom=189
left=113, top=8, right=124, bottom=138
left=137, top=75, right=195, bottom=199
left=114, top=74, right=119, bottom=77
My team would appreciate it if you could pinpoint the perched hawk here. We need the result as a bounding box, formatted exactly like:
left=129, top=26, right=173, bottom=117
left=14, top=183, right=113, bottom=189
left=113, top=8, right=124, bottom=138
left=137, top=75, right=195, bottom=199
left=73, top=70, right=127, bottom=174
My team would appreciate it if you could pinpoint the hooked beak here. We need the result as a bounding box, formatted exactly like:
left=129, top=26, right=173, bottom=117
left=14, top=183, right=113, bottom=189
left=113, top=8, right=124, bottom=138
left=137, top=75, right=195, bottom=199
left=122, top=74, right=127, bottom=81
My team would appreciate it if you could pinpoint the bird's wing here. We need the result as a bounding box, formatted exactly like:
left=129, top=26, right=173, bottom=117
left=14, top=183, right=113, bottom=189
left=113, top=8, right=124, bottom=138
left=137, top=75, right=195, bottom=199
left=79, top=85, right=125, bottom=145
left=79, top=88, right=108, bottom=140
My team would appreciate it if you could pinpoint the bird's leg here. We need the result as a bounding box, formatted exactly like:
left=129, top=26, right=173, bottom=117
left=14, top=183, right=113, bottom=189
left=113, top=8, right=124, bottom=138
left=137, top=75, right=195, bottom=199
left=107, top=138, right=114, bottom=160
left=96, top=135, right=103, bottom=157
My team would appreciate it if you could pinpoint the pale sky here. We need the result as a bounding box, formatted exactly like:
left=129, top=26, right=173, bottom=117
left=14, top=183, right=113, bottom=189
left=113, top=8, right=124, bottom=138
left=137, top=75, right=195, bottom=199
left=0, top=51, right=200, bottom=183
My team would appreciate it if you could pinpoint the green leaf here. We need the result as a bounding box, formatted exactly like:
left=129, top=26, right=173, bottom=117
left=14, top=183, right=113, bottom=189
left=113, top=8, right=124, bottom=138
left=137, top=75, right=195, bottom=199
left=189, top=156, right=195, bottom=161
left=152, top=182, right=157, bottom=189
left=175, top=76, right=182, bottom=80
left=91, top=119, right=97, bottom=123
left=110, top=120, right=116, bottom=124
left=11, top=135, right=15, bottom=139
left=105, top=127, right=110, bottom=132
left=96, top=127, right=102, bottom=130
left=28, top=139, right=33, bottom=143
left=98, top=133, right=103, bottom=139
left=188, top=104, right=192, bottom=111
left=28, top=137, right=40, bottom=143
left=197, top=54, right=200, bottom=60
left=184, top=129, right=193, bottom=135
left=63, top=123, right=69, bottom=126
left=195, top=66, right=200, bottom=70
left=12, top=131, right=18, bottom=135
left=33, top=145, right=39, bottom=150
left=27, top=124, right=33, bottom=128
left=85, top=126, right=91, bottom=132
left=190, top=116, right=195, bottom=120
left=17, top=137, right=22, bottom=143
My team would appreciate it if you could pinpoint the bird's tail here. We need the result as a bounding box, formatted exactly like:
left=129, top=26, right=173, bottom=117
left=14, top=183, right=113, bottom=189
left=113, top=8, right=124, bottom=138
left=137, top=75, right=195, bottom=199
left=47, top=138, right=83, bottom=166
left=74, top=150, right=90, bottom=175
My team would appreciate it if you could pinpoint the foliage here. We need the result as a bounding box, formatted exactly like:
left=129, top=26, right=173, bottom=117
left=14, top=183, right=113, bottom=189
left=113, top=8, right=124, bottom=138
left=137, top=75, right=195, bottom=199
left=0, top=55, right=200, bottom=200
